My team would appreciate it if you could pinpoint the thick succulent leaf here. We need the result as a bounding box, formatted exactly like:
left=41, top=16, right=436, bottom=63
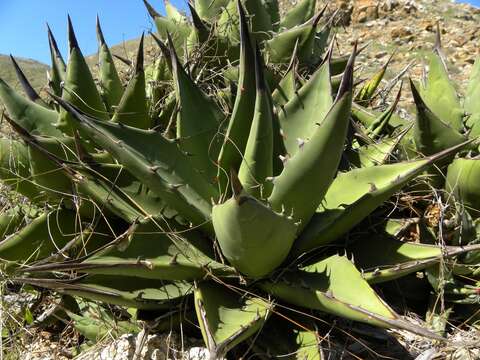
left=465, top=56, right=480, bottom=135
left=0, top=139, right=41, bottom=200
left=9, top=55, right=47, bottom=106
left=212, top=176, right=297, bottom=278
left=272, top=56, right=297, bottom=107
left=194, top=0, right=230, bottom=20
left=243, top=0, right=273, bottom=42
left=165, top=0, right=188, bottom=22
left=217, top=0, right=241, bottom=44
left=268, top=51, right=354, bottom=229
left=73, top=163, right=168, bottom=222
left=67, top=302, right=140, bottom=342
left=279, top=0, right=316, bottom=30
left=187, top=3, right=211, bottom=49
left=112, top=34, right=150, bottom=129
left=0, top=210, right=79, bottom=265
left=16, top=275, right=193, bottom=310
left=217, top=1, right=257, bottom=194
left=0, top=78, right=62, bottom=137
left=266, top=13, right=321, bottom=64
left=28, top=219, right=231, bottom=280
left=55, top=98, right=218, bottom=227
left=169, top=39, right=224, bottom=183
left=238, top=46, right=274, bottom=198
left=293, top=141, right=474, bottom=255
left=446, top=157, right=480, bottom=215
left=253, top=314, right=323, bottom=360
left=355, top=53, right=393, bottom=105
left=264, top=0, right=280, bottom=32
left=194, top=282, right=272, bottom=357
left=411, top=80, right=468, bottom=156
left=420, top=52, right=463, bottom=131
left=47, top=24, right=67, bottom=97
left=143, top=0, right=191, bottom=52
left=347, top=135, right=402, bottom=168
left=352, top=102, right=409, bottom=131
left=147, top=56, right=171, bottom=119
left=365, top=85, right=402, bottom=138
left=348, top=236, right=480, bottom=284
left=57, top=17, right=108, bottom=134
left=0, top=206, right=31, bottom=239
left=27, top=136, right=75, bottom=201
left=2, top=127, right=143, bottom=218
left=260, top=255, right=441, bottom=338
left=278, top=58, right=332, bottom=156
left=96, top=17, right=123, bottom=111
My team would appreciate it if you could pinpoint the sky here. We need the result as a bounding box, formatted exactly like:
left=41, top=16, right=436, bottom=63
left=0, top=0, right=479, bottom=64
left=0, top=0, right=186, bottom=64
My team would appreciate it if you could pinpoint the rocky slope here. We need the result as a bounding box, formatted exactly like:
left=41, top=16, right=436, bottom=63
left=282, top=0, right=480, bottom=110
left=0, top=54, right=49, bottom=93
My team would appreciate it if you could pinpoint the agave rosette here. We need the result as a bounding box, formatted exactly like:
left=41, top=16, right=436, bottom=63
left=1, top=1, right=479, bottom=357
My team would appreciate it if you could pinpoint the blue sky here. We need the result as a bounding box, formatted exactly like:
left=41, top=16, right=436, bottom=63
left=462, top=0, right=480, bottom=5
left=0, top=0, right=478, bottom=64
left=0, top=0, right=186, bottom=64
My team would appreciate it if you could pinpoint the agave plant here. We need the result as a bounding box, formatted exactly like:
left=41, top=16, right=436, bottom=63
left=348, top=25, right=480, bottom=335
left=1, top=1, right=479, bottom=357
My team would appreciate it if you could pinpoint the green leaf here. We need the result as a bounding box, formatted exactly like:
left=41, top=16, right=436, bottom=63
left=238, top=45, right=274, bottom=198
left=352, top=102, right=409, bottom=131
left=96, top=17, right=123, bottom=111
left=194, top=281, right=272, bottom=357
left=0, top=206, right=28, bottom=239
left=112, top=34, right=150, bottom=129
left=24, top=307, right=34, bottom=325
left=0, top=78, right=62, bottom=137
left=264, top=0, right=280, bottom=32
left=0, top=210, right=79, bottom=265
left=293, top=140, right=473, bottom=255
left=271, top=55, right=297, bottom=107
left=278, top=58, right=332, bottom=156
left=261, top=255, right=441, bottom=338
left=217, top=1, right=257, bottom=194
left=68, top=301, right=139, bottom=342
left=16, top=275, right=193, bottom=310
left=57, top=17, right=108, bottom=135
left=55, top=98, right=218, bottom=228
left=355, top=53, right=393, bottom=105
left=266, top=13, right=322, bottom=64
left=279, top=0, right=316, bottom=30
left=47, top=24, right=67, bottom=97
left=165, top=0, right=188, bottom=22
left=419, top=52, right=463, bottom=131
left=348, top=235, right=480, bottom=284
left=254, top=314, right=323, bottom=360
left=194, top=0, right=230, bottom=20
left=268, top=50, right=354, bottom=229
left=0, top=139, right=41, bottom=201
left=411, top=79, right=468, bottom=156
left=169, top=37, right=224, bottom=183
left=466, top=56, right=480, bottom=136
left=30, top=219, right=231, bottom=280
left=347, top=135, right=402, bottom=168
left=446, top=157, right=480, bottom=215
left=143, top=0, right=191, bottom=52
left=213, top=173, right=297, bottom=278
left=243, top=0, right=273, bottom=42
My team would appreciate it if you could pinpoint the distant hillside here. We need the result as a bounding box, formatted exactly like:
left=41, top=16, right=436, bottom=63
left=0, top=55, right=49, bottom=93
left=85, top=35, right=156, bottom=73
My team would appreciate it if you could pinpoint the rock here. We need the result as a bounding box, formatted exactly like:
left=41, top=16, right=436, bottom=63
left=390, top=26, right=413, bottom=41
left=75, top=334, right=211, bottom=360
left=352, top=0, right=379, bottom=23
